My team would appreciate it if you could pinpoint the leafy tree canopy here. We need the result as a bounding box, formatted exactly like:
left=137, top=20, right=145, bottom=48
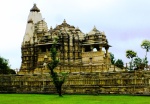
left=115, top=59, right=124, bottom=69
left=141, top=40, right=150, bottom=52
left=126, top=50, right=137, bottom=59
left=126, top=50, right=137, bottom=70
left=133, top=57, right=148, bottom=70
left=133, top=57, right=142, bottom=67
left=110, top=53, right=115, bottom=65
left=0, top=56, right=16, bottom=74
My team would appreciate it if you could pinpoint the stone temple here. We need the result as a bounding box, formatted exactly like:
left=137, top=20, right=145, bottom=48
left=18, top=4, right=113, bottom=75
left=2, top=4, right=150, bottom=95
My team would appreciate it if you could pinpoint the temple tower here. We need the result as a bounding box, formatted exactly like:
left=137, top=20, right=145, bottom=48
left=20, top=4, right=43, bottom=74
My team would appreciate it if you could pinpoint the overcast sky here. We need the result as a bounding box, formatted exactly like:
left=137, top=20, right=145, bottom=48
left=0, top=0, right=150, bottom=69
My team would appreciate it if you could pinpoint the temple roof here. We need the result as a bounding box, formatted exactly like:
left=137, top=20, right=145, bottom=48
left=88, top=26, right=100, bottom=36
left=30, top=4, right=40, bottom=12
left=36, top=19, right=48, bottom=33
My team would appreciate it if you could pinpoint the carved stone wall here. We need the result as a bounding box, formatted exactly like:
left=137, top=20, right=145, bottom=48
left=0, top=71, right=150, bottom=95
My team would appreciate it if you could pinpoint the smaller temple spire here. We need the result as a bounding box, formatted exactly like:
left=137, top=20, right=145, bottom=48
left=93, top=26, right=97, bottom=31
left=30, top=4, right=40, bottom=12
left=75, top=26, right=80, bottom=31
left=63, top=19, right=66, bottom=23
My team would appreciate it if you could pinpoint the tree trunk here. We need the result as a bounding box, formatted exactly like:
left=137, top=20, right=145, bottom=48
left=57, top=85, right=62, bottom=97
left=145, top=51, right=148, bottom=70
left=145, top=51, right=147, bottom=59
left=130, top=58, right=133, bottom=70
left=50, top=67, right=54, bottom=75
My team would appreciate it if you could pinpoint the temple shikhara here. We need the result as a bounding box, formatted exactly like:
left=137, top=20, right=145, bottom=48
left=19, top=4, right=113, bottom=74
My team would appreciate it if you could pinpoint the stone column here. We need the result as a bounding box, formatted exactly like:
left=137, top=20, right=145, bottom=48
left=105, top=47, right=109, bottom=57
left=46, top=48, right=48, bottom=52
left=99, top=46, right=102, bottom=52
left=82, top=47, right=85, bottom=52
left=105, top=47, right=109, bottom=71
left=90, top=46, right=93, bottom=52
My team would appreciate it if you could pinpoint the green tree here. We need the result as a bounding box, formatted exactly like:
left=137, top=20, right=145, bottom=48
left=0, top=56, right=16, bottom=74
left=133, top=57, right=148, bottom=70
left=115, top=59, right=124, bottom=69
left=110, top=53, right=115, bottom=65
left=133, top=57, right=142, bottom=70
left=47, top=38, right=66, bottom=97
left=142, top=57, right=148, bottom=69
left=141, top=40, right=150, bottom=69
left=9, top=69, right=16, bottom=74
left=141, top=40, right=150, bottom=58
left=126, top=50, right=137, bottom=70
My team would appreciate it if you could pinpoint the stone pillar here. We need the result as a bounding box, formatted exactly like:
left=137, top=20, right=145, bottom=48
left=105, top=47, right=109, bottom=57
left=82, top=47, right=85, bottom=52
left=105, top=47, right=109, bottom=71
left=46, top=48, right=48, bottom=52
left=90, top=46, right=93, bottom=52
left=99, top=46, right=102, bottom=52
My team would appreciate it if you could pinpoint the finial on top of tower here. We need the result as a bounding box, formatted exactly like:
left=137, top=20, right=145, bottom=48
left=30, top=3, right=40, bottom=12
left=63, top=19, right=66, bottom=23
left=93, top=25, right=97, bottom=31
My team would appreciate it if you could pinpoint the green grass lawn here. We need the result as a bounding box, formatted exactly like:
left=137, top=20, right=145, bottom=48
left=0, top=94, right=149, bottom=104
